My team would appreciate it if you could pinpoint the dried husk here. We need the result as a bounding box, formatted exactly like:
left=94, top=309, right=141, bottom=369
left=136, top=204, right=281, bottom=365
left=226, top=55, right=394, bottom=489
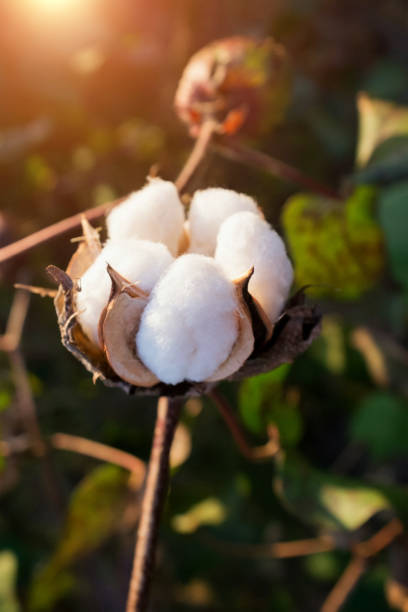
left=229, top=288, right=321, bottom=381
left=101, top=267, right=159, bottom=388
left=47, top=218, right=131, bottom=392
left=206, top=270, right=254, bottom=381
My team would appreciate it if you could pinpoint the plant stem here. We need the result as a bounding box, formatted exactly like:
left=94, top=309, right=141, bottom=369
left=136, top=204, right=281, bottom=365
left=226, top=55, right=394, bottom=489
left=126, top=396, right=182, bottom=612
left=175, top=119, right=217, bottom=193
left=214, top=138, right=340, bottom=200
left=209, top=389, right=280, bottom=461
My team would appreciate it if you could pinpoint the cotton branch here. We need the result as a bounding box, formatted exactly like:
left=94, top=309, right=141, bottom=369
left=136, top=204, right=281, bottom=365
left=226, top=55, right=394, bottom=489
left=321, top=518, right=403, bottom=612
left=209, top=389, right=280, bottom=461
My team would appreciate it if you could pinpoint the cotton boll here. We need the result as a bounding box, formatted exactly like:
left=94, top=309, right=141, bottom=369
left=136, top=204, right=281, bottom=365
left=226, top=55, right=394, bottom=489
left=215, top=211, right=293, bottom=323
left=76, top=239, right=174, bottom=347
left=106, top=178, right=185, bottom=255
left=136, top=254, right=239, bottom=384
left=188, top=187, right=261, bottom=255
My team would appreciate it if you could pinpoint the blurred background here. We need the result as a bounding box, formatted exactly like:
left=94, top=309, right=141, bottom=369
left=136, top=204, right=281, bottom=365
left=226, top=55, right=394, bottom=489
left=1, top=0, right=408, bottom=610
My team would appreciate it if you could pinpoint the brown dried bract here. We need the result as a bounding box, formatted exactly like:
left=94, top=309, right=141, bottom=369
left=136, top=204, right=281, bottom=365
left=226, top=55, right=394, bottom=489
left=207, top=270, right=255, bottom=381
left=101, top=267, right=159, bottom=388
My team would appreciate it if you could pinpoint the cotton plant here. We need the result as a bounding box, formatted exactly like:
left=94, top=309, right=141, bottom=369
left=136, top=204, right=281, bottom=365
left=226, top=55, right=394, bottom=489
left=3, top=35, right=326, bottom=612
left=47, top=177, right=312, bottom=394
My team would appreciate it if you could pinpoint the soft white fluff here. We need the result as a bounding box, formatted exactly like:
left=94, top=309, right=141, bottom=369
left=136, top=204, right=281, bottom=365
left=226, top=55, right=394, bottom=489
left=188, top=188, right=260, bottom=255
left=76, top=239, right=174, bottom=346
left=215, top=211, right=293, bottom=323
left=106, top=178, right=185, bottom=256
left=136, top=254, right=238, bottom=384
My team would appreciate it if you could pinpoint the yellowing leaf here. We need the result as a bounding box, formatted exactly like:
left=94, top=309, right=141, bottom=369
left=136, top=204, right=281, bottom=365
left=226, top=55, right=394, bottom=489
left=282, top=186, right=384, bottom=298
left=356, top=93, right=408, bottom=167
left=0, top=551, right=20, bottom=612
left=171, top=498, right=227, bottom=534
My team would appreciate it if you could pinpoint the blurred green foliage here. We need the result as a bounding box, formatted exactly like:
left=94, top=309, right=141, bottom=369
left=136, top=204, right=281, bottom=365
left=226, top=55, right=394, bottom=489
left=28, top=465, right=134, bottom=611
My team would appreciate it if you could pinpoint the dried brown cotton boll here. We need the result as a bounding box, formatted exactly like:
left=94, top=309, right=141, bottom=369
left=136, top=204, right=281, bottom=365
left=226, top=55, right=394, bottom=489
left=174, top=36, right=291, bottom=137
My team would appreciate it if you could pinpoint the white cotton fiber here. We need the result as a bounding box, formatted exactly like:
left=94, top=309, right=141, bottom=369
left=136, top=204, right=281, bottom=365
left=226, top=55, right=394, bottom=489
left=215, top=211, right=293, bottom=323
left=136, top=254, right=239, bottom=384
left=106, top=178, right=185, bottom=256
left=76, top=239, right=174, bottom=346
left=188, top=187, right=260, bottom=255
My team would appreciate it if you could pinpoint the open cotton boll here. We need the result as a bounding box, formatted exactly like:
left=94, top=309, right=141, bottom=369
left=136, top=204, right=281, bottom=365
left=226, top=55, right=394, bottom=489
left=136, top=254, right=238, bottom=384
left=106, top=178, right=185, bottom=256
left=188, top=187, right=261, bottom=255
left=215, top=211, right=293, bottom=323
left=76, top=239, right=174, bottom=347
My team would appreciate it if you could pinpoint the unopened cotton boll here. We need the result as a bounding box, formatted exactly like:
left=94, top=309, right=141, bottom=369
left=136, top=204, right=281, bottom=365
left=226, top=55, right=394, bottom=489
left=76, top=239, right=174, bottom=347
left=106, top=178, right=185, bottom=255
left=215, top=211, right=293, bottom=323
left=136, top=254, right=239, bottom=384
left=188, top=187, right=261, bottom=255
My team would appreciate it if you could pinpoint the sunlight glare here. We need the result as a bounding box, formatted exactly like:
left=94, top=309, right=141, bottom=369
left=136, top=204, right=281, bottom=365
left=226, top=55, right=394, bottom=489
left=33, top=0, right=79, bottom=11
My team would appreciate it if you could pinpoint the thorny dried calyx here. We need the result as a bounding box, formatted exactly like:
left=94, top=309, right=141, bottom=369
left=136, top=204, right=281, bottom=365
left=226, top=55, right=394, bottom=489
left=41, top=178, right=320, bottom=396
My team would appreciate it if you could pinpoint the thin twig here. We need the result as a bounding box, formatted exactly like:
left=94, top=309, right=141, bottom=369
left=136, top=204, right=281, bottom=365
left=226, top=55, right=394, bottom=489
left=205, top=534, right=335, bottom=559
left=126, top=396, right=183, bottom=612
left=1, top=290, right=44, bottom=456
left=51, top=432, right=146, bottom=486
left=209, top=389, right=280, bottom=461
left=214, top=139, right=340, bottom=200
left=321, top=518, right=403, bottom=612
left=0, top=289, right=63, bottom=509
left=354, top=518, right=403, bottom=559
left=0, top=199, right=121, bottom=267
left=175, top=119, right=217, bottom=193
left=321, top=556, right=367, bottom=612
left=0, top=121, right=215, bottom=268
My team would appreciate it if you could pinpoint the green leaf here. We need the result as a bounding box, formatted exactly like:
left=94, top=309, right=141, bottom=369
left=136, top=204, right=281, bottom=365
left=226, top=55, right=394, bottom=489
left=0, top=551, right=20, bottom=612
left=379, top=181, right=408, bottom=288
left=238, top=365, right=302, bottom=448
left=171, top=497, right=227, bottom=534
left=353, top=136, right=408, bottom=185
left=273, top=452, right=395, bottom=533
left=350, top=392, right=408, bottom=460
left=282, top=186, right=384, bottom=298
left=0, top=389, right=12, bottom=412
left=28, top=464, right=134, bottom=612
left=356, top=93, right=408, bottom=168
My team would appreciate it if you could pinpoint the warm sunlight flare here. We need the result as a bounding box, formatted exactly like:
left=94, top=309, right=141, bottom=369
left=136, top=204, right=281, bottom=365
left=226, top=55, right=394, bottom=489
left=28, top=0, right=82, bottom=13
